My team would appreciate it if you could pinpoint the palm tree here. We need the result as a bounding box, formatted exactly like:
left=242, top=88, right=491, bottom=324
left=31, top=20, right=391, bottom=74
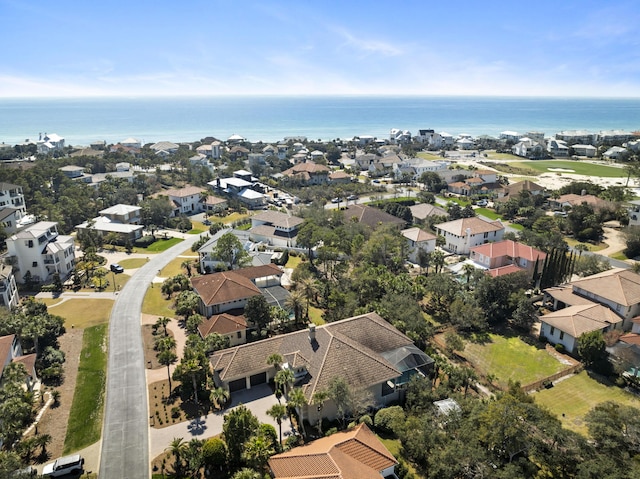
left=461, top=263, right=476, bottom=289
left=35, top=433, right=52, bottom=457
left=285, top=290, right=305, bottom=325
left=267, top=353, right=283, bottom=369
left=299, top=278, right=318, bottom=320
left=275, top=368, right=295, bottom=396
left=181, top=260, right=193, bottom=277
left=431, top=250, right=446, bottom=274
left=158, top=349, right=178, bottom=394
left=231, top=468, right=262, bottom=479
left=288, top=387, right=308, bottom=437
left=267, top=403, right=288, bottom=448
left=155, top=335, right=176, bottom=353
left=210, top=387, right=230, bottom=410
left=312, top=390, right=329, bottom=435
left=155, top=316, right=171, bottom=336
left=242, top=434, right=275, bottom=473
left=182, top=358, right=202, bottom=405
left=166, top=437, right=187, bottom=476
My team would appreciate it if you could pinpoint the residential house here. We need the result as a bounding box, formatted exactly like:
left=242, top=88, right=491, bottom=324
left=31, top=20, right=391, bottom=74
left=555, top=130, right=595, bottom=146
left=549, top=193, right=614, bottom=212
left=209, top=312, right=434, bottom=425
left=0, top=182, right=26, bottom=217
left=75, top=204, right=144, bottom=244
left=0, top=208, right=22, bottom=235
left=198, top=229, right=278, bottom=273
left=628, top=200, right=640, bottom=227
left=163, top=186, right=207, bottom=215
left=394, top=157, right=448, bottom=181
left=6, top=221, right=75, bottom=284
left=597, top=130, right=635, bottom=145
left=414, top=129, right=442, bottom=148
left=543, top=268, right=640, bottom=330
left=198, top=313, right=248, bottom=347
left=572, top=144, right=597, bottom=158
left=539, top=304, right=622, bottom=353
left=512, top=138, right=545, bottom=159
left=227, top=134, right=246, bottom=144
left=328, top=170, right=352, bottom=184
left=547, top=139, right=570, bottom=157
left=0, top=334, right=37, bottom=390
left=408, top=203, right=448, bottom=222
left=390, top=128, right=412, bottom=144
left=59, top=165, right=91, bottom=183
left=281, top=163, right=331, bottom=185
left=269, top=423, right=398, bottom=479
left=469, top=240, right=546, bottom=278
left=435, top=217, right=505, bottom=254
left=0, top=265, right=19, bottom=309
left=36, top=133, right=65, bottom=154
left=455, top=137, right=475, bottom=150
left=499, top=131, right=522, bottom=142
left=626, top=139, right=640, bottom=153
left=495, top=180, right=545, bottom=201
left=120, top=137, right=142, bottom=149
left=202, top=195, right=228, bottom=214
left=402, top=227, right=436, bottom=263
left=342, top=204, right=406, bottom=230
left=229, top=146, right=250, bottom=160
left=190, top=263, right=285, bottom=317
left=603, top=146, right=628, bottom=160
left=150, top=141, right=180, bottom=157
left=249, top=210, right=304, bottom=248
left=447, top=170, right=499, bottom=197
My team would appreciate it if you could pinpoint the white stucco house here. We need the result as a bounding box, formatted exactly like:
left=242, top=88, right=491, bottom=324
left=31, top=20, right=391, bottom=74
left=435, top=217, right=505, bottom=255
left=401, top=227, right=437, bottom=263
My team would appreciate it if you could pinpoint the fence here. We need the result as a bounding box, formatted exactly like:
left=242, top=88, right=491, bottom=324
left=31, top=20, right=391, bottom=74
left=521, top=362, right=584, bottom=393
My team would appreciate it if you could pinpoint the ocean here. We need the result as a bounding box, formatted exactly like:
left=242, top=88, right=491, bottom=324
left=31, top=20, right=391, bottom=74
left=0, top=96, right=639, bottom=146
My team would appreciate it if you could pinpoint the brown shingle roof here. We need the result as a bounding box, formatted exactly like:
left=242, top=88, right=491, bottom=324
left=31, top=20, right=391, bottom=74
left=163, top=186, right=206, bottom=198
left=408, top=203, right=447, bottom=220
left=269, top=424, right=397, bottom=479
left=251, top=210, right=304, bottom=229
left=191, top=271, right=261, bottom=306
left=540, top=303, right=622, bottom=337
left=198, top=313, right=247, bottom=337
left=570, top=268, right=640, bottom=307
left=282, top=162, right=330, bottom=175
left=210, top=312, right=411, bottom=400
left=342, top=204, right=405, bottom=230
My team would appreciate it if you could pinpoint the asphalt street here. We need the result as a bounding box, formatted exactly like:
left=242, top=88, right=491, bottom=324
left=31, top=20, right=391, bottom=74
left=99, top=234, right=203, bottom=479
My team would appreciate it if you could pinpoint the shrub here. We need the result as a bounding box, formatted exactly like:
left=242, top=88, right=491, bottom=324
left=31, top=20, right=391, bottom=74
left=134, top=235, right=156, bottom=247
left=325, top=427, right=338, bottom=436
left=554, top=343, right=565, bottom=353
left=374, top=405, right=405, bottom=435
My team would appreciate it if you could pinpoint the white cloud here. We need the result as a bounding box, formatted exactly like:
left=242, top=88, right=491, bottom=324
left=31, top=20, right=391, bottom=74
left=333, top=27, right=404, bottom=57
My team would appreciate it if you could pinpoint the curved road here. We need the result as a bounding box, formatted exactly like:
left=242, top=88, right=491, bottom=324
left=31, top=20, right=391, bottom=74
left=99, top=235, right=203, bottom=479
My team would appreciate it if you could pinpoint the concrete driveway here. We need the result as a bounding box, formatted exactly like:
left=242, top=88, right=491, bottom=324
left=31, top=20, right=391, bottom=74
left=148, top=384, right=294, bottom=458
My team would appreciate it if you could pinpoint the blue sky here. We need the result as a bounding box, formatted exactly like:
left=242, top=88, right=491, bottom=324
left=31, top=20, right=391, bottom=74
left=1, top=0, right=639, bottom=97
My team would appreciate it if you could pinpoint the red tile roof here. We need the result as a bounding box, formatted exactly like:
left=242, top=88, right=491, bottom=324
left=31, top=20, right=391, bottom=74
left=198, top=313, right=247, bottom=337
left=470, top=240, right=546, bottom=262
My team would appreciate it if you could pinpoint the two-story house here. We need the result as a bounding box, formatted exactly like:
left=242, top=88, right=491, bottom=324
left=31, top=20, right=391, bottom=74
left=401, top=227, right=436, bottom=263
left=469, top=240, right=546, bottom=278
left=0, top=182, right=26, bottom=218
left=75, top=204, right=144, bottom=244
left=36, top=133, right=65, bottom=155
left=249, top=210, right=304, bottom=248
left=281, top=162, right=331, bottom=185
left=435, top=217, right=505, bottom=255
left=0, top=265, right=19, bottom=310
left=0, top=334, right=37, bottom=391
left=6, top=221, right=75, bottom=284
left=163, top=186, right=206, bottom=215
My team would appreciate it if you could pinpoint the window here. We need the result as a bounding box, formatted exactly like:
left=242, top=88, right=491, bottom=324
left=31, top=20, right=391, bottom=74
left=32, top=261, right=38, bottom=267
left=559, top=331, right=564, bottom=340
left=236, top=331, right=242, bottom=339
left=550, top=326, right=555, bottom=336
left=484, top=232, right=489, bottom=239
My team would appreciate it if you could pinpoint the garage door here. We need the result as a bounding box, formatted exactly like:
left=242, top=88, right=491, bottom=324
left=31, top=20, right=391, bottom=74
left=250, top=372, right=267, bottom=387
left=229, top=378, right=246, bottom=392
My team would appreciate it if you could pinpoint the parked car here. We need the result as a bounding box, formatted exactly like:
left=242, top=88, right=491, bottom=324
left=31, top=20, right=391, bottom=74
left=475, top=199, right=488, bottom=207
left=42, top=455, right=84, bottom=477
left=110, top=263, right=124, bottom=273
left=347, top=194, right=358, bottom=201
left=331, top=197, right=342, bottom=204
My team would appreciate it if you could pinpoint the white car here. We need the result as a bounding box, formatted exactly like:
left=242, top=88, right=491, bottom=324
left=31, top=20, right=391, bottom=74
left=42, top=455, right=84, bottom=477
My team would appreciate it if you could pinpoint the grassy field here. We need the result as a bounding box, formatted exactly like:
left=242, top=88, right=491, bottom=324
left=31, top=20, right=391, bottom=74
left=160, top=254, right=199, bottom=278
left=220, top=212, right=250, bottom=224
left=487, top=163, right=540, bottom=176
left=118, top=258, right=149, bottom=269
left=437, top=195, right=471, bottom=207
left=48, top=299, right=113, bottom=329
left=64, top=324, right=108, bottom=453
left=534, top=371, right=640, bottom=436
left=611, top=251, right=630, bottom=261
left=143, top=286, right=176, bottom=317
left=475, top=208, right=502, bottom=220
left=519, top=160, right=626, bottom=178
left=285, top=255, right=304, bottom=270
left=145, top=237, right=184, bottom=252
left=461, top=334, right=566, bottom=388
left=565, top=237, right=607, bottom=252
left=483, top=151, right=522, bottom=161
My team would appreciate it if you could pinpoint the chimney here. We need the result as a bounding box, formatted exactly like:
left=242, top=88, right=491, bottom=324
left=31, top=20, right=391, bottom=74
left=308, top=324, right=316, bottom=343
left=581, top=189, right=587, bottom=196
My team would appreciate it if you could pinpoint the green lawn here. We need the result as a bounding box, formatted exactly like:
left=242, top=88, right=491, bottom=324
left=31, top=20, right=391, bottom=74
left=47, top=299, right=113, bottom=329
left=64, top=324, right=108, bottom=453
left=519, top=160, right=626, bottom=178
left=460, top=334, right=566, bottom=388
left=437, top=195, right=471, bottom=207
left=142, top=286, right=176, bottom=317
left=187, top=228, right=204, bottom=235
left=534, top=371, right=640, bottom=436
left=118, top=258, right=150, bottom=269
left=611, top=251, right=630, bottom=261
left=160, top=254, right=199, bottom=278
left=507, top=222, right=524, bottom=231
left=145, top=237, right=184, bottom=252
left=475, top=208, right=502, bottom=220
left=565, top=237, right=607, bottom=252
left=285, top=255, right=303, bottom=270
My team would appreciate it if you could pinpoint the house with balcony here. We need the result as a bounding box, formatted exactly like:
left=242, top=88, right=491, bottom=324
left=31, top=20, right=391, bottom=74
left=269, top=423, right=398, bottom=479
left=0, top=265, right=19, bottom=310
left=36, top=133, right=65, bottom=154
left=469, top=240, right=546, bottom=278
left=402, top=227, right=436, bottom=263
left=543, top=268, right=640, bottom=331
left=0, top=334, right=37, bottom=390
left=512, top=137, right=545, bottom=159
left=249, top=210, right=304, bottom=248
left=0, top=182, right=26, bottom=218
left=281, top=162, right=331, bottom=185
left=6, top=221, right=75, bottom=284
left=547, top=139, right=570, bottom=157
left=210, top=312, right=433, bottom=426
left=75, top=204, right=144, bottom=244
left=435, top=217, right=505, bottom=255
left=0, top=208, right=22, bottom=235
left=555, top=130, right=595, bottom=146
left=162, top=186, right=207, bottom=215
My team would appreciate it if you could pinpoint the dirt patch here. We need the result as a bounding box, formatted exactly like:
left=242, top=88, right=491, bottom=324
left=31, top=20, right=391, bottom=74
left=142, top=323, right=174, bottom=370
left=30, top=328, right=84, bottom=462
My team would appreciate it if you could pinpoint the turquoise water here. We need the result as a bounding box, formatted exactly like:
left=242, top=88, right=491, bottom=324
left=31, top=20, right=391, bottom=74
left=0, top=96, right=639, bottom=146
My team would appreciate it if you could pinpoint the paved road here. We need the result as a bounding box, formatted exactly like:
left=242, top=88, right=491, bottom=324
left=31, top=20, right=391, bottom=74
left=99, top=235, right=203, bottom=479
